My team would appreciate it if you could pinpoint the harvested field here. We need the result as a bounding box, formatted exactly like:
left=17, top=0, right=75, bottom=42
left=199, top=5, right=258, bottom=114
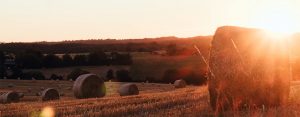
left=1, top=80, right=300, bottom=116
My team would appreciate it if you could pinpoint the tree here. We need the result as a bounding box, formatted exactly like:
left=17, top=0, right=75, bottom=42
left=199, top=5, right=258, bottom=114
left=113, top=53, right=133, bottom=65
left=21, top=71, right=45, bottom=80
left=138, top=47, right=146, bottom=52
left=162, top=69, right=179, bottom=83
left=184, top=71, right=207, bottom=85
left=6, top=67, right=23, bottom=79
left=149, top=42, right=160, bottom=51
left=106, top=69, right=114, bottom=81
left=15, top=50, right=43, bottom=69
left=110, top=52, right=119, bottom=65
left=62, top=54, right=73, bottom=67
left=88, top=51, right=107, bottom=66
left=116, top=69, right=131, bottom=82
left=166, top=43, right=178, bottom=56
left=73, top=55, right=87, bottom=66
left=125, top=43, right=134, bottom=52
left=0, top=51, right=4, bottom=64
left=43, top=54, right=62, bottom=68
left=50, top=74, right=63, bottom=80
left=67, top=68, right=90, bottom=80
left=0, top=51, right=4, bottom=79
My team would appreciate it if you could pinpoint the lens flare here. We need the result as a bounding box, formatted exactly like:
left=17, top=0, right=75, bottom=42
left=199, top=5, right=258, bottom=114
left=250, top=1, right=299, bottom=35
left=40, top=106, right=55, bottom=117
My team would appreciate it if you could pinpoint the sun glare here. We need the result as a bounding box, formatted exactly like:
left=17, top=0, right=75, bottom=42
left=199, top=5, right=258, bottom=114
left=253, top=13, right=296, bottom=35
left=250, top=1, right=299, bottom=37
left=263, top=30, right=290, bottom=41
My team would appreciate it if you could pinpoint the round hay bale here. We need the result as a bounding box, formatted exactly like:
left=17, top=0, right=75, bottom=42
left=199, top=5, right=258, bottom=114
left=209, top=26, right=291, bottom=111
left=73, top=74, right=106, bottom=99
left=41, top=88, right=60, bottom=101
left=0, top=91, right=20, bottom=104
left=18, top=93, right=24, bottom=98
left=118, top=83, right=139, bottom=96
left=7, top=83, right=15, bottom=88
left=174, top=80, right=186, bottom=88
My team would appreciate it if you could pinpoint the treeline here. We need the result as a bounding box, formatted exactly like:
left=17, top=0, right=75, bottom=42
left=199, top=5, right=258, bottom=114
left=0, top=36, right=212, bottom=54
left=0, top=52, right=4, bottom=79
left=15, top=50, right=132, bottom=69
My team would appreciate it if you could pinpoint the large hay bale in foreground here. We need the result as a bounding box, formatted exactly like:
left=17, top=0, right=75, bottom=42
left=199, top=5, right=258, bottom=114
left=73, top=74, right=106, bottom=99
left=118, top=83, right=139, bottom=96
left=174, top=80, right=186, bottom=88
left=41, top=88, right=60, bottom=101
left=0, top=91, right=20, bottom=104
left=209, top=26, right=291, bottom=111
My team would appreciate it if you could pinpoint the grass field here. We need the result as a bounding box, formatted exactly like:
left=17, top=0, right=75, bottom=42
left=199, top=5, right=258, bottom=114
left=1, top=80, right=300, bottom=117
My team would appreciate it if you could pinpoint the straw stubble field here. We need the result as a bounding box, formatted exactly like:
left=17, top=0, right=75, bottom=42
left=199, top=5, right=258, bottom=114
left=1, top=80, right=300, bottom=117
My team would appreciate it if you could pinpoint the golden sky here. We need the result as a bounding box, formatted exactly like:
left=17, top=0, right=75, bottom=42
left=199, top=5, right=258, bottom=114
left=1, top=0, right=300, bottom=42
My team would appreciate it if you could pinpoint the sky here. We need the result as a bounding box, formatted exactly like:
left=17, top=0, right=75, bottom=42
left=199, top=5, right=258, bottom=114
left=1, top=0, right=300, bottom=42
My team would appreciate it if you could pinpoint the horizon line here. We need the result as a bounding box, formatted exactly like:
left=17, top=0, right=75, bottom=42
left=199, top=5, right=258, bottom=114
left=0, top=35, right=213, bottom=44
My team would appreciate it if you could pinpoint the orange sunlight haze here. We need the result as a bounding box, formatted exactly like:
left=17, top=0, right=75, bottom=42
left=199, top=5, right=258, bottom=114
left=0, top=0, right=300, bottom=42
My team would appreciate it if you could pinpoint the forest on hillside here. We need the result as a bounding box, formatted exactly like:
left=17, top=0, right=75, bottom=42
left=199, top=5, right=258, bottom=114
left=0, top=36, right=212, bottom=54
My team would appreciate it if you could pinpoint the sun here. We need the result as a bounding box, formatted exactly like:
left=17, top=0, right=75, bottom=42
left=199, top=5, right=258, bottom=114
left=249, top=1, right=299, bottom=36
left=253, top=11, right=296, bottom=35
left=263, top=30, right=290, bottom=41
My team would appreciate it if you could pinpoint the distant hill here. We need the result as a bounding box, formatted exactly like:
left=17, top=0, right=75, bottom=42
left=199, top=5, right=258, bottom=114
left=0, top=36, right=212, bottom=54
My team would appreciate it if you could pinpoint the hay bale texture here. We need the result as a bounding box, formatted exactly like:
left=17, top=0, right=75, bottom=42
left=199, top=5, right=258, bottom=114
left=73, top=74, right=106, bottom=99
left=118, top=83, right=139, bottom=96
left=208, top=26, right=291, bottom=111
left=0, top=91, right=20, bottom=104
left=174, top=80, right=186, bottom=88
left=41, top=88, right=60, bottom=101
